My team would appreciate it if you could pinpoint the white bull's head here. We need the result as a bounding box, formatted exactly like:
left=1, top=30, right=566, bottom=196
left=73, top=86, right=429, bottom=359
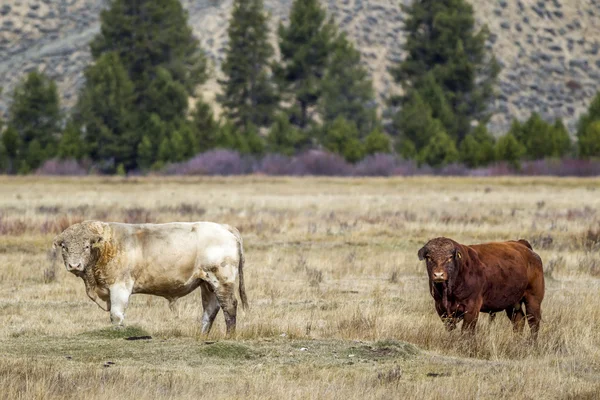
left=53, top=222, right=105, bottom=274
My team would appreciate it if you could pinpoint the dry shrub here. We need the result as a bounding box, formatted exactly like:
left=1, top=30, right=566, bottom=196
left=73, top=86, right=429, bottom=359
left=582, top=223, right=600, bottom=251
left=578, top=254, right=600, bottom=277
left=376, top=366, right=403, bottom=385
left=545, top=256, right=566, bottom=278
left=43, top=250, right=58, bottom=283
left=337, top=308, right=377, bottom=338
left=122, top=207, right=156, bottom=223
left=531, top=234, right=554, bottom=250
left=159, top=203, right=206, bottom=217
left=0, top=214, right=28, bottom=235
left=305, top=267, right=323, bottom=287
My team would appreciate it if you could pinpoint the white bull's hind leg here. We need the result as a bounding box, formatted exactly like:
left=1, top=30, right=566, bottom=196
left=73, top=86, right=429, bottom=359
left=200, top=281, right=220, bottom=335
left=208, top=263, right=239, bottom=336
left=108, top=282, right=132, bottom=328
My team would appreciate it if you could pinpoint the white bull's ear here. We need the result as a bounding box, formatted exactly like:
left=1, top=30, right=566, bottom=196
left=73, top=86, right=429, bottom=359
left=52, top=234, right=63, bottom=250
left=90, top=234, right=104, bottom=248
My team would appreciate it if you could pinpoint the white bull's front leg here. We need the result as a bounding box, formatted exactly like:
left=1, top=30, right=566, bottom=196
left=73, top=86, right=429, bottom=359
left=108, top=281, right=133, bottom=328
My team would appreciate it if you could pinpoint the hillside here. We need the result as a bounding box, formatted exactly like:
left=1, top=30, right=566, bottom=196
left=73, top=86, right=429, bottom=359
left=1, top=0, right=599, bottom=134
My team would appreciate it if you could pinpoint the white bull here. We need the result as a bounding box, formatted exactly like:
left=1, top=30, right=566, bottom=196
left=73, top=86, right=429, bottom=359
left=53, top=220, right=247, bottom=335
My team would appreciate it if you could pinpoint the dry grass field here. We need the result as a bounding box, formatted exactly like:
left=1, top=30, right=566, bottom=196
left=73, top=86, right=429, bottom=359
left=0, top=176, right=599, bottom=399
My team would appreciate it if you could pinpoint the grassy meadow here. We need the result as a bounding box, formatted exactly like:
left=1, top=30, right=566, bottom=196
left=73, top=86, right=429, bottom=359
left=0, top=176, right=599, bottom=399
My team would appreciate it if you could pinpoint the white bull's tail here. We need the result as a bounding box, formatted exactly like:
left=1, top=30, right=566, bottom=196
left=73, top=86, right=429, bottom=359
left=226, top=225, right=248, bottom=309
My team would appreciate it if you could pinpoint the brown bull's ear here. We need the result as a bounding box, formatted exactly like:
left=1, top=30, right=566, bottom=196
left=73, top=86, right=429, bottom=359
left=418, top=246, right=426, bottom=261
left=454, top=246, right=465, bottom=268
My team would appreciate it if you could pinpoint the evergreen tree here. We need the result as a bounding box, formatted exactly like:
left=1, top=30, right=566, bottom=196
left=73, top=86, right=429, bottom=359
left=75, top=52, right=137, bottom=172
left=364, top=128, right=392, bottom=155
left=418, top=127, right=459, bottom=167
left=83, top=0, right=208, bottom=170
left=514, top=113, right=572, bottom=159
left=137, top=135, right=154, bottom=170
left=321, top=116, right=364, bottom=162
left=213, top=121, right=264, bottom=155
left=320, top=32, right=377, bottom=137
left=459, top=124, right=496, bottom=167
left=577, top=92, right=600, bottom=157
left=58, top=121, right=85, bottom=160
left=549, top=119, right=572, bottom=157
left=191, top=97, right=219, bottom=153
left=219, top=0, right=278, bottom=130
left=392, top=91, right=442, bottom=158
left=277, top=0, right=336, bottom=130
left=578, top=120, right=600, bottom=158
left=392, top=0, right=499, bottom=141
left=1, top=126, right=20, bottom=174
left=91, top=0, right=206, bottom=96
left=496, top=132, right=526, bottom=170
left=8, top=71, right=61, bottom=170
left=266, top=114, right=306, bottom=156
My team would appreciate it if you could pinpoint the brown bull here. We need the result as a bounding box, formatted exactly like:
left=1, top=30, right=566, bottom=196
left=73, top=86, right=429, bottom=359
left=418, top=237, right=545, bottom=339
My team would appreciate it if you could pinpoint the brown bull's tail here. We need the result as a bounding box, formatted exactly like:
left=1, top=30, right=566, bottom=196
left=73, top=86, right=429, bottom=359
left=517, top=239, right=533, bottom=250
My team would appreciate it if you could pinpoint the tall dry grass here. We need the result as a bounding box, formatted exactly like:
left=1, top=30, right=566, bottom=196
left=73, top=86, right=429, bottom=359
left=0, top=176, right=599, bottom=399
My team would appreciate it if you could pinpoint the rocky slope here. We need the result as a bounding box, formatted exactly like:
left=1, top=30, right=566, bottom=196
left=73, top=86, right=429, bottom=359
left=1, top=0, right=599, bottom=134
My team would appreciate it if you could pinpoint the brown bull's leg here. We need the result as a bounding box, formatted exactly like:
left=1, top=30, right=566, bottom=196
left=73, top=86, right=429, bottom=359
left=524, top=295, right=542, bottom=341
left=200, top=281, right=220, bottom=335
left=461, top=299, right=482, bottom=334
left=505, top=304, right=526, bottom=333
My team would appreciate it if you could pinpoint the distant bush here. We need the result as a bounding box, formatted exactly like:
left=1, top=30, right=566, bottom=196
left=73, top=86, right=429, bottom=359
left=354, top=153, right=400, bottom=176
left=257, top=153, right=294, bottom=175
left=35, top=159, right=89, bottom=176
left=160, top=150, right=600, bottom=177
left=288, top=150, right=353, bottom=176
left=165, top=149, right=256, bottom=176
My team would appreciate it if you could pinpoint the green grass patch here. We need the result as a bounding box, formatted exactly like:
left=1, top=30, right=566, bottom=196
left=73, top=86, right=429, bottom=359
left=80, top=325, right=151, bottom=340
left=345, top=339, right=420, bottom=361
left=199, top=341, right=256, bottom=359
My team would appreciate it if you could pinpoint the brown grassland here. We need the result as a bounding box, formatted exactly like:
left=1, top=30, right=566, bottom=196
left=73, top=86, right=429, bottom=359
left=0, top=176, right=599, bottom=399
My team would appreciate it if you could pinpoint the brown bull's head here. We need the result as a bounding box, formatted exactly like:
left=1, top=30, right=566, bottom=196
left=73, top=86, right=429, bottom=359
left=53, top=221, right=105, bottom=275
left=418, top=237, right=466, bottom=285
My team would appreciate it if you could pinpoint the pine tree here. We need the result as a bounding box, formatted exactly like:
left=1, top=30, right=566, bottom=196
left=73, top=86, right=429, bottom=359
left=83, top=0, right=208, bottom=170
left=58, top=121, right=85, bottom=160
left=1, top=126, right=20, bottom=174
left=392, top=91, right=442, bottom=158
left=277, top=0, right=336, bottom=130
left=91, top=0, right=206, bottom=96
left=549, top=119, right=572, bottom=157
left=266, top=114, right=306, bottom=156
left=322, top=117, right=364, bottom=163
left=514, top=113, right=572, bottom=159
left=578, top=120, right=600, bottom=158
left=392, top=0, right=499, bottom=142
left=496, top=132, right=526, bottom=170
left=459, top=124, right=496, bottom=167
left=320, top=32, right=377, bottom=137
left=219, top=0, right=278, bottom=130
left=8, top=71, right=62, bottom=171
left=418, top=127, right=459, bottom=167
left=577, top=92, right=600, bottom=158
left=75, top=52, right=137, bottom=172
left=137, top=136, right=154, bottom=170
left=190, top=97, right=219, bottom=153
left=364, top=128, right=392, bottom=155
